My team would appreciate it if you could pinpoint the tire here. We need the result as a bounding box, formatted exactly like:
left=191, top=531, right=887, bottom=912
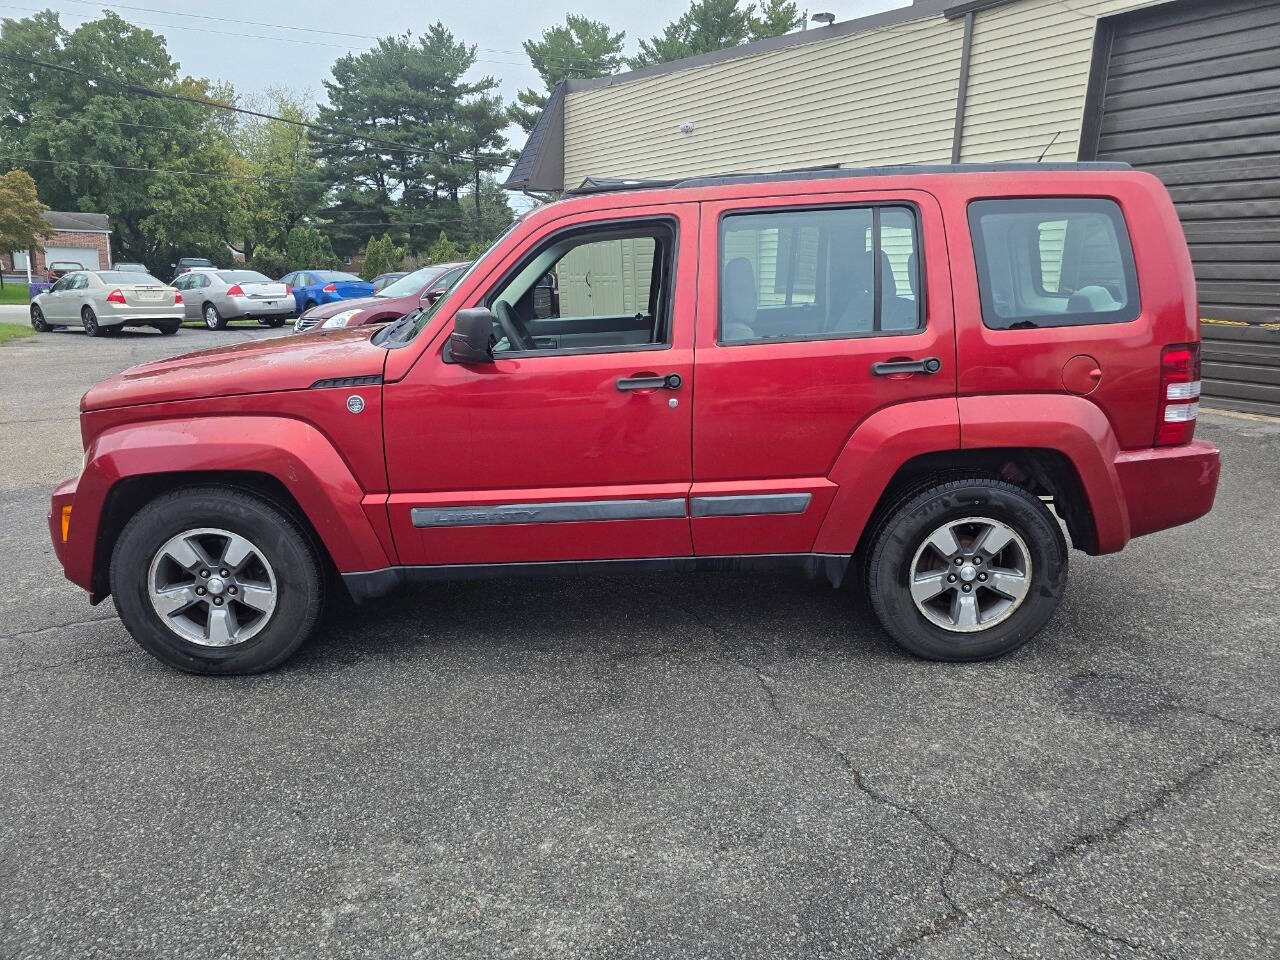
left=265, top=317, right=286, bottom=328
left=303, top=300, right=317, bottom=313
left=110, top=487, right=325, bottom=674
left=865, top=477, right=1068, bottom=661
left=30, top=305, right=50, bottom=332
left=102, top=323, right=122, bottom=336
left=81, top=307, right=100, bottom=337
left=155, top=321, right=180, bottom=335
left=203, top=302, right=227, bottom=330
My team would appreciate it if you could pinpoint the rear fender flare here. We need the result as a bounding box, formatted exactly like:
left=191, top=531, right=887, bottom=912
left=73, top=416, right=391, bottom=587
left=814, top=398, right=961, bottom=555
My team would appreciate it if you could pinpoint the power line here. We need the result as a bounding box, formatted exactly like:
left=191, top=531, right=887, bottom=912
left=39, top=0, right=622, bottom=71
left=0, top=51, right=512, bottom=165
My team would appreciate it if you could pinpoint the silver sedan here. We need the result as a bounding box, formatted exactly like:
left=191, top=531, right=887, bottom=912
left=29, top=270, right=183, bottom=337
left=173, top=269, right=294, bottom=330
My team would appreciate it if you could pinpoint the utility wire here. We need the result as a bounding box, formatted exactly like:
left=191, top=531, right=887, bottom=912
left=0, top=51, right=513, bottom=164
left=40, top=0, right=620, bottom=71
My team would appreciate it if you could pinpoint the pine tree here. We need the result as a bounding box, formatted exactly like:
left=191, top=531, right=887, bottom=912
left=511, top=15, right=626, bottom=133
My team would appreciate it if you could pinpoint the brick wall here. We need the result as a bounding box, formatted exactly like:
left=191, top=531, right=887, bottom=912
left=2, top=231, right=112, bottom=275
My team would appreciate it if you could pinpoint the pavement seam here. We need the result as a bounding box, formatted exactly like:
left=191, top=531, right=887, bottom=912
left=627, top=582, right=1249, bottom=960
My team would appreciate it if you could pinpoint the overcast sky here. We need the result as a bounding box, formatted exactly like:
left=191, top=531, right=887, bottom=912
left=35, top=0, right=909, bottom=107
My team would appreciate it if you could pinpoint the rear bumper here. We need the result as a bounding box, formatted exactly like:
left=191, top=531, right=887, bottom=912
left=1115, top=439, right=1220, bottom=540
left=99, top=304, right=184, bottom=325
left=224, top=296, right=294, bottom=318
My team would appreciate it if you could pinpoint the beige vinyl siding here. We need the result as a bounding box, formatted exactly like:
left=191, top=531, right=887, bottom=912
left=959, top=0, right=1160, bottom=163
left=563, top=15, right=965, bottom=188
left=557, top=238, right=655, bottom=317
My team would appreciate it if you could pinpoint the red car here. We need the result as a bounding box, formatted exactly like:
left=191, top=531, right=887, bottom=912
left=45, top=260, right=87, bottom=284
left=50, top=164, right=1220, bottom=674
left=293, top=262, right=469, bottom=333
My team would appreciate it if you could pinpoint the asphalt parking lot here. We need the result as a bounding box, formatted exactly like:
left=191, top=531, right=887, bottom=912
left=0, top=317, right=1276, bottom=959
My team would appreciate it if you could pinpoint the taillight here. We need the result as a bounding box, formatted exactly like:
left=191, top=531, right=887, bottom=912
left=106, top=288, right=126, bottom=304
left=284, top=284, right=292, bottom=295
left=1155, top=342, right=1201, bottom=446
left=174, top=292, right=183, bottom=304
left=322, top=283, right=337, bottom=293
left=226, top=284, right=244, bottom=296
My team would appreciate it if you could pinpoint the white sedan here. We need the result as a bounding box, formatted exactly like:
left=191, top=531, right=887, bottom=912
left=30, top=270, right=184, bottom=337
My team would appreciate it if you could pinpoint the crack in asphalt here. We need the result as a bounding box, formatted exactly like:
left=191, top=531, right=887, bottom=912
left=630, top=584, right=1250, bottom=960
left=0, top=646, right=133, bottom=683
left=0, top=613, right=119, bottom=641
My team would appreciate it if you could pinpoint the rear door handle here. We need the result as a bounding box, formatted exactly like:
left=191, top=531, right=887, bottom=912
left=617, top=373, right=683, bottom=391
left=871, top=357, right=942, bottom=376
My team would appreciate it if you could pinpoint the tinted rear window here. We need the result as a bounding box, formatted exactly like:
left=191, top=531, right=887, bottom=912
left=216, top=270, right=271, bottom=283
left=316, top=271, right=362, bottom=282
left=968, top=198, right=1140, bottom=330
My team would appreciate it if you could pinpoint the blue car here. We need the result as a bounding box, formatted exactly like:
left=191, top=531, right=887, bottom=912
left=279, top=270, right=374, bottom=315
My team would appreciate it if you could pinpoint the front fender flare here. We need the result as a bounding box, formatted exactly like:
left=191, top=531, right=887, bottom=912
left=70, top=415, right=392, bottom=589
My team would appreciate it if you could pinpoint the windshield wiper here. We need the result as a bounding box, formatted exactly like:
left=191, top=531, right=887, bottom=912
left=374, top=309, right=422, bottom=346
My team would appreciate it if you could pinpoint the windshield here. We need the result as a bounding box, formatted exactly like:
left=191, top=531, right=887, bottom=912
left=376, top=265, right=448, bottom=299
left=317, top=271, right=362, bottom=282
left=397, top=222, right=517, bottom=342
left=97, top=271, right=164, bottom=285
left=216, top=270, right=271, bottom=283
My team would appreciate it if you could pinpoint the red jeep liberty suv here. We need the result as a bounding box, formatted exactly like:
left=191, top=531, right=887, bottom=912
left=49, top=164, right=1221, bottom=674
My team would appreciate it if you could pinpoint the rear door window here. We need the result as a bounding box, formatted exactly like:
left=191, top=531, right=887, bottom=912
left=718, top=205, right=922, bottom=343
left=968, top=198, right=1140, bottom=329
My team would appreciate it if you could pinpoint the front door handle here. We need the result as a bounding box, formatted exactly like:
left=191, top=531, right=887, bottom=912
left=617, top=373, right=683, bottom=392
left=871, top=357, right=942, bottom=377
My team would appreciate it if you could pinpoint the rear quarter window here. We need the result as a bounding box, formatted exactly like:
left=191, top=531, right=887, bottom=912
left=968, top=198, right=1140, bottom=330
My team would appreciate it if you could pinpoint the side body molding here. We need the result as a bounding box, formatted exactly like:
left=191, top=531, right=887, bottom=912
left=814, top=398, right=961, bottom=555
left=70, top=415, right=392, bottom=590
left=958, top=394, right=1129, bottom=553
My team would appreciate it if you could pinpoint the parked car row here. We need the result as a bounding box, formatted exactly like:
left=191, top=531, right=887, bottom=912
left=27, top=261, right=471, bottom=339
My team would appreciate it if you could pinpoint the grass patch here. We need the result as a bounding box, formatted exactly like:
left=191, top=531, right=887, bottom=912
left=0, top=284, right=31, bottom=305
left=0, top=323, right=35, bottom=346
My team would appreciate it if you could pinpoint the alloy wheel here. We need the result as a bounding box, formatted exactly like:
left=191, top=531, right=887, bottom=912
left=147, top=527, right=278, bottom=646
left=908, top=516, right=1032, bottom=633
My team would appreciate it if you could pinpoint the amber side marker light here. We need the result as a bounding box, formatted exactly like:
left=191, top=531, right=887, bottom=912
left=61, top=505, right=72, bottom=542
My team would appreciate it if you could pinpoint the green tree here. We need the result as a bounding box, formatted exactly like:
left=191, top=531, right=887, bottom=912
left=631, top=0, right=753, bottom=68
left=361, top=233, right=407, bottom=279
left=0, top=11, right=246, bottom=275
left=0, top=168, right=49, bottom=288
left=313, top=24, right=513, bottom=258
left=750, top=0, right=804, bottom=39
left=233, top=90, right=328, bottom=262
left=285, top=224, right=338, bottom=270
left=426, top=230, right=462, bottom=264
left=510, top=15, right=626, bottom=133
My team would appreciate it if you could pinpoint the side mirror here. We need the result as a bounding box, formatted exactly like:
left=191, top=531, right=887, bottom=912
left=422, top=288, right=444, bottom=305
left=449, top=308, right=496, bottom=364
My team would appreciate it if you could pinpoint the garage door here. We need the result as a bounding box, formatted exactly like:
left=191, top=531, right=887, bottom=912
left=1089, top=0, right=1280, bottom=415
left=44, top=245, right=101, bottom=270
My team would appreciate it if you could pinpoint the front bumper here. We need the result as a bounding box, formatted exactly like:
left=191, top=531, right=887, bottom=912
left=1115, top=439, right=1221, bottom=540
left=48, top=476, right=87, bottom=591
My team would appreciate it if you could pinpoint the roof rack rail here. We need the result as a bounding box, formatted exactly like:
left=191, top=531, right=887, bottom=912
left=566, top=162, right=1133, bottom=196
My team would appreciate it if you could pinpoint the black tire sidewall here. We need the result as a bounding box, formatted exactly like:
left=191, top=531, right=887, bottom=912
left=868, top=480, right=1067, bottom=661
left=81, top=308, right=99, bottom=336
left=110, top=488, right=323, bottom=674
left=31, top=306, right=49, bottom=331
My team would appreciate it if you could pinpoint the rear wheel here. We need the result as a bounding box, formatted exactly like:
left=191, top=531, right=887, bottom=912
left=203, top=302, right=227, bottom=330
left=30, top=305, right=49, bottom=332
left=81, top=306, right=100, bottom=337
left=865, top=477, right=1067, bottom=661
left=110, top=487, right=325, bottom=674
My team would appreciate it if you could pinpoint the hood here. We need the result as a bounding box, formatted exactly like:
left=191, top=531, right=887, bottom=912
left=303, top=290, right=422, bottom=320
left=81, top=327, right=387, bottom=412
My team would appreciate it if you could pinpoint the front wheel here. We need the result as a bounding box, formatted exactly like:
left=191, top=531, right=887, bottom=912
left=81, top=307, right=101, bottom=337
left=31, top=305, right=50, bottom=332
left=110, top=487, right=326, bottom=674
left=865, top=477, right=1067, bottom=661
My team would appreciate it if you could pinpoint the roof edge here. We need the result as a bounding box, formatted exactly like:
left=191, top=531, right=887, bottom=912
left=564, top=0, right=952, bottom=95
